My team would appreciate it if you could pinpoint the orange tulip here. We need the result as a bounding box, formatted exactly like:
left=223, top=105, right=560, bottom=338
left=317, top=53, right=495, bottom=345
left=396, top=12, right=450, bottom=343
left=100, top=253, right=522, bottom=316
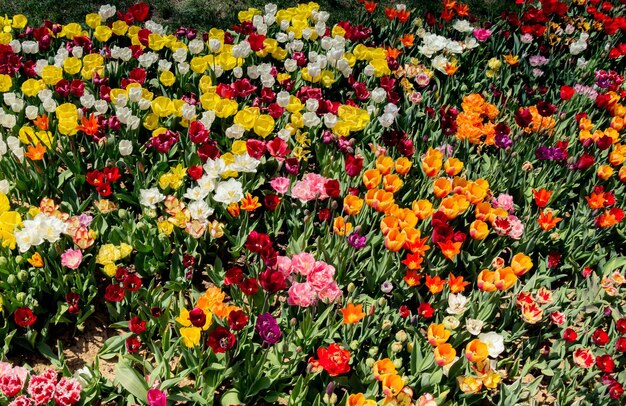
left=33, top=114, right=49, bottom=131
left=597, top=165, right=613, bottom=180
left=28, top=252, right=44, bottom=268
left=469, top=220, right=489, bottom=240
left=396, top=209, right=418, bottom=230
left=585, top=190, right=605, bottom=209
left=511, top=253, right=533, bottom=276
left=444, top=158, right=464, bottom=176
left=452, top=176, right=468, bottom=194
left=372, top=358, right=396, bottom=381
left=403, top=270, right=422, bottom=287
left=394, top=157, right=412, bottom=175
left=619, top=166, right=626, bottom=182
left=477, top=269, right=497, bottom=292
left=538, top=210, right=562, bottom=231
left=24, top=144, right=46, bottom=160
left=434, top=343, right=456, bottom=366
left=384, top=228, right=406, bottom=252
left=383, top=174, right=403, bottom=193
left=428, top=323, right=450, bottom=346
left=380, top=215, right=399, bottom=236
left=227, top=202, right=240, bottom=217
left=364, top=1, right=377, bottom=13
left=343, top=195, right=364, bottom=215
left=365, top=188, right=394, bottom=212
left=439, top=197, right=461, bottom=220
left=404, top=232, right=430, bottom=255
left=609, top=147, right=626, bottom=166
left=397, top=9, right=411, bottom=23
left=433, top=178, right=452, bottom=198
left=240, top=193, right=261, bottom=212
left=76, top=113, right=99, bottom=135
left=425, top=274, right=446, bottom=294
left=412, top=199, right=433, bottom=220
left=494, top=267, right=517, bottom=291
left=465, top=339, right=489, bottom=363
left=348, top=393, right=376, bottom=406
left=448, top=273, right=470, bottom=293
left=438, top=240, right=462, bottom=260
left=533, top=188, right=552, bottom=208
left=421, top=148, right=443, bottom=177
left=382, top=374, right=405, bottom=399
left=402, top=252, right=424, bottom=270
left=376, top=155, right=394, bottom=175
left=333, top=216, right=352, bottom=236
left=341, top=303, right=366, bottom=324
left=399, top=34, right=414, bottom=48
left=464, top=181, right=488, bottom=204
left=474, top=202, right=493, bottom=222
left=362, top=169, right=382, bottom=189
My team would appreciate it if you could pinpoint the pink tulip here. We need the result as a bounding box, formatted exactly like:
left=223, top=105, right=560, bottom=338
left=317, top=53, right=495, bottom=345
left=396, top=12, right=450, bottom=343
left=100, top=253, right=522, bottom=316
left=61, top=249, right=83, bottom=269
left=147, top=388, right=167, bottom=406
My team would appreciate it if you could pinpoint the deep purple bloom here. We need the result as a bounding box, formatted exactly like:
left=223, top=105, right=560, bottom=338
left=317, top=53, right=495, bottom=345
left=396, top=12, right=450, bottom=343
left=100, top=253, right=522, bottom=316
left=255, top=313, right=282, bottom=345
left=347, top=232, right=367, bottom=250
left=495, top=133, right=512, bottom=149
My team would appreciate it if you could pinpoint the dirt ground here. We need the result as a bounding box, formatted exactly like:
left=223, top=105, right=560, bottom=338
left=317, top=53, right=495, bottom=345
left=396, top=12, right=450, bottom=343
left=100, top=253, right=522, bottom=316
left=7, top=317, right=118, bottom=381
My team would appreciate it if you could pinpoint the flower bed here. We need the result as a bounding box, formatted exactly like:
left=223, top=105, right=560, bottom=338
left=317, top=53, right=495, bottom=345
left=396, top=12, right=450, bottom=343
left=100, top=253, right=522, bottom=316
left=0, top=0, right=625, bottom=404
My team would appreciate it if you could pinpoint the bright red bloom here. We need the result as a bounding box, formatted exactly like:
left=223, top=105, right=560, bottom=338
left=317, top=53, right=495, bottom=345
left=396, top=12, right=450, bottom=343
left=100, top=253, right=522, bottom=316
left=592, top=328, right=610, bottom=346
left=417, top=302, right=434, bottom=318
left=123, top=273, right=142, bottom=292
left=228, top=309, right=249, bottom=331
left=563, top=328, right=577, bottom=342
left=129, top=316, right=147, bottom=334
left=239, top=277, right=259, bottom=296
left=617, top=318, right=626, bottom=334
left=14, top=307, right=37, bottom=327
left=258, top=268, right=287, bottom=293
left=616, top=337, right=626, bottom=352
left=560, top=85, right=575, bottom=100
left=104, top=284, right=125, bottom=302
left=207, top=326, right=236, bottom=353
left=264, top=194, right=280, bottom=211
left=317, top=344, right=351, bottom=376
left=188, top=307, right=207, bottom=328
left=126, top=336, right=141, bottom=353
left=128, top=2, right=150, bottom=22
left=224, top=266, right=244, bottom=286
left=596, top=354, right=615, bottom=373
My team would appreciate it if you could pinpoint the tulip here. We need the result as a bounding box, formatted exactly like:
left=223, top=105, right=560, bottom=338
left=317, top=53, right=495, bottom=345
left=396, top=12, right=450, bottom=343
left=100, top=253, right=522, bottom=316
left=434, top=343, right=456, bottom=366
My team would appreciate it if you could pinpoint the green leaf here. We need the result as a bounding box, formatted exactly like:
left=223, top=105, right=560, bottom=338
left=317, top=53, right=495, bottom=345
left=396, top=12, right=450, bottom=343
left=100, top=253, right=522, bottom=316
left=114, top=358, right=148, bottom=400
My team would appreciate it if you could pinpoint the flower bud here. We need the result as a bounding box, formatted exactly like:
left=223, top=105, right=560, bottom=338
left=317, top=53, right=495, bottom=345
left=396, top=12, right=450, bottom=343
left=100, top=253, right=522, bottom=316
left=368, top=347, right=378, bottom=356
left=393, top=359, right=403, bottom=369
left=395, top=330, right=408, bottom=342
left=15, top=255, right=23, bottom=264
left=16, top=292, right=26, bottom=302
left=350, top=340, right=359, bottom=350
left=0, top=257, right=7, bottom=266
left=17, top=270, right=28, bottom=282
left=522, top=161, right=533, bottom=172
left=347, top=282, right=355, bottom=292
left=382, top=319, right=392, bottom=331
left=365, top=358, right=375, bottom=368
left=391, top=342, right=403, bottom=353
